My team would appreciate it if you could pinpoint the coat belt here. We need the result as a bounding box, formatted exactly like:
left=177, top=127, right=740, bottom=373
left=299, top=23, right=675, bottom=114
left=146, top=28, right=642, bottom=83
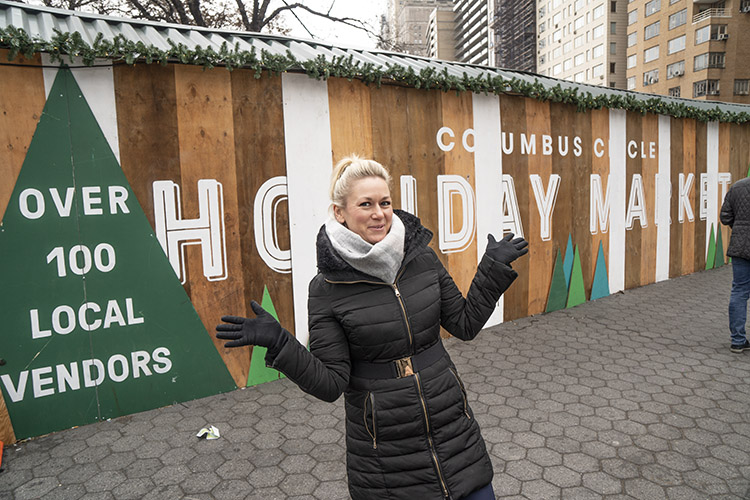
left=351, top=341, right=447, bottom=379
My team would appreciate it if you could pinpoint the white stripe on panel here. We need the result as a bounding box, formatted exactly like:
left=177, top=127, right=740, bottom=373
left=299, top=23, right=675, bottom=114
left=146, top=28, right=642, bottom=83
left=706, top=122, right=719, bottom=256
left=655, top=115, right=671, bottom=282
left=608, top=109, right=627, bottom=293
left=41, top=55, right=120, bottom=162
left=282, top=73, right=332, bottom=347
left=472, top=93, right=504, bottom=327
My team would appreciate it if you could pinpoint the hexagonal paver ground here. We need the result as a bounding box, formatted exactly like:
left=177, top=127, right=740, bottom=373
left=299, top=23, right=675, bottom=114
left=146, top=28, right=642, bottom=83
left=0, top=266, right=748, bottom=499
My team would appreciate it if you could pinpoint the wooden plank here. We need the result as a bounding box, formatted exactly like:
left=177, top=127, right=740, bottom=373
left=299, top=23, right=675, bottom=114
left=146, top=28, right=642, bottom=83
left=174, top=65, right=248, bottom=387
left=0, top=51, right=45, bottom=222
left=370, top=85, right=410, bottom=208
left=717, top=122, right=731, bottom=266
left=693, top=121, right=707, bottom=272
left=524, top=98, right=553, bottom=316
left=328, top=78, right=373, bottom=161
left=0, top=51, right=45, bottom=444
left=669, top=118, right=684, bottom=278
left=498, top=95, right=529, bottom=320
left=590, top=108, right=610, bottom=288
left=624, top=111, right=642, bottom=290
left=440, top=91, right=477, bottom=296
left=681, top=119, right=697, bottom=275
left=230, top=69, right=295, bottom=343
left=549, top=103, right=575, bottom=293
left=640, top=113, right=659, bottom=286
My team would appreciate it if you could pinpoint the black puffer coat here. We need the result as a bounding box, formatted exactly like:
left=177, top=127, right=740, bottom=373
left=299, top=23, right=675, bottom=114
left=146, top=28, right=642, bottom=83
left=268, top=210, right=518, bottom=499
left=721, top=177, right=750, bottom=260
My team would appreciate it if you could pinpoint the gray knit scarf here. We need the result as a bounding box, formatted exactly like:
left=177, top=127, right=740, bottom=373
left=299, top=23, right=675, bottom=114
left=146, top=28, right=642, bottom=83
left=324, top=213, right=405, bottom=284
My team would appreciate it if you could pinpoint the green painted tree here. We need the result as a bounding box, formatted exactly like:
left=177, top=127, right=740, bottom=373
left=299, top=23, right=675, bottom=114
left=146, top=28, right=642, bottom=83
left=590, top=241, right=610, bottom=300
left=563, top=234, right=574, bottom=288
left=546, top=250, right=568, bottom=313
left=0, top=68, right=235, bottom=440
left=706, top=225, right=716, bottom=270
left=566, top=246, right=587, bottom=308
left=247, top=286, right=285, bottom=386
left=715, top=226, right=725, bottom=268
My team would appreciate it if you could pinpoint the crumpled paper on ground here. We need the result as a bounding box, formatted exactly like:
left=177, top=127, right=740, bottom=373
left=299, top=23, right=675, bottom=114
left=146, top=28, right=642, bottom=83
left=196, top=425, right=220, bottom=440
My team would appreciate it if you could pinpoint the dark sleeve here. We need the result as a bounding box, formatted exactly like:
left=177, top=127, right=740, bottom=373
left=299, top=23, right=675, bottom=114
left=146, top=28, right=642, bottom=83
left=266, top=277, right=350, bottom=403
left=720, top=189, right=734, bottom=227
left=435, top=249, right=518, bottom=341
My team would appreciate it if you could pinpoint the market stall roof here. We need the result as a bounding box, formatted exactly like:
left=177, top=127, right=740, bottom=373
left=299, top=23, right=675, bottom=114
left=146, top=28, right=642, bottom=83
left=2, top=0, right=750, bottom=118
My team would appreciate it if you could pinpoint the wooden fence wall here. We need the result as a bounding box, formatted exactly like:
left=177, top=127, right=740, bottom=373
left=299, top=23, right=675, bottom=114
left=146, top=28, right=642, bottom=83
left=1, top=51, right=749, bottom=441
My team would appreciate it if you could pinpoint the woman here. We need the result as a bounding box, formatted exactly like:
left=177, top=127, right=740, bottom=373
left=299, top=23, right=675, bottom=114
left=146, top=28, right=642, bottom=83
left=217, top=156, right=527, bottom=499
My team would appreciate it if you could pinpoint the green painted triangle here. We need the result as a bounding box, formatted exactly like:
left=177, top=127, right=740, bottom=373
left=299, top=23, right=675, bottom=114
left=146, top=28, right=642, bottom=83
left=566, top=246, right=587, bottom=308
left=590, top=241, right=610, bottom=300
left=747, top=162, right=750, bottom=177
left=706, top=224, right=716, bottom=270
left=0, top=68, right=236, bottom=440
left=715, top=226, right=725, bottom=268
left=247, top=286, right=285, bottom=386
left=563, top=234, right=574, bottom=288
left=546, top=250, right=568, bottom=313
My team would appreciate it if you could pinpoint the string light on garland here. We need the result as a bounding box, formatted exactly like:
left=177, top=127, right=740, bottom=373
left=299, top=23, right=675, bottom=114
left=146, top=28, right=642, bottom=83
left=1, top=24, right=749, bottom=124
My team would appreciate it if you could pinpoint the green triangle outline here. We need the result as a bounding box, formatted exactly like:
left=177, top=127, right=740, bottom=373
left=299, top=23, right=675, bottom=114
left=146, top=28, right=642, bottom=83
left=566, top=245, right=587, bottom=308
left=0, top=67, right=236, bottom=440
left=546, top=250, right=568, bottom=313
left=590, top=241, right=610, bottom=300
left=563, top=234, right=574, bottom=288
left=715, top=226, right=725, bottom=268
left=247, top=286, right=285, bottom=386
left=706, top=224, right=716, bottom=270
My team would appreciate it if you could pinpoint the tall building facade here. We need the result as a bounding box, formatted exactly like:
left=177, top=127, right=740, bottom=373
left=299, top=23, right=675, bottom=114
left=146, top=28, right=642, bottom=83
left=536, top=0, right=627, bottom=88
left=454, top=0, right=494, bottom=65
left=427, top=7, right=457, bottom=59
left=387, top=0, right=454, bottom=56
left=494, top=0, right=537, bottom=71
left=626, top=0, right=750, bottom=103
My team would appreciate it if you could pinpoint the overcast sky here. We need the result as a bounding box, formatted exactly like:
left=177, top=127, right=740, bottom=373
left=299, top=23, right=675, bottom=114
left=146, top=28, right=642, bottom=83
left=281, top=0, right=387, bottom=49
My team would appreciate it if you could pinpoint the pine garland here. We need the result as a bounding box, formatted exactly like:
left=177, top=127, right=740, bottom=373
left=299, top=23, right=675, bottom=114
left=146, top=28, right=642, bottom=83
left=1, top=25, right=749, bottom=124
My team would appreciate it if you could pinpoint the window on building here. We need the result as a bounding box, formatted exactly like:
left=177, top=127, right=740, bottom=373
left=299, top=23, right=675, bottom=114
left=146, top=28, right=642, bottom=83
left=540, top=54, right=547, bottom=65
left=594, top=4, right=605, bottom=19
left=553, top=0, right=562, bottom=9
left=553, top=63, right=563, bottom=75
left=575, top=0, right=585, bottom=11
left=668, top=35, right=686, bottom=54
left=593, top=24, right=605, bottom=38
left=574, top=16, right=585, bottom=30
left=694, top=53, right=708, bottom=71
left=553, top=29, right=562, bottom=42
left=668, top=86, right=681, bottom=97
left=627, top=76, right=636, bottom=89
left=693, top=79, right=720, bottom=97
left=628, top=32, right=637, bottom=47
left=575, top=53, right=585, bottom=66
left=611, top=22, right=617, bottom=34
left=667, top=60, right=685, bottom=78
left=564, top=58, right=573, bottom=71
left=553, top=47, right=562, bottom=58
left=593, top=44, right=605, bottom=58
left=643, top=68, right=659, bottom=85
left=575, top=35, right=585, bottom=48
left=735, top=80, right=750, bottom=95
left=709, top=52, right=726, bottom=68
left=645, top=0, right=661, bottom=16
left=553, top=12, right=562, bottom=26
left=627, top=54, right=637, bottom=68
left=611, top=42, right=617, bottom=54
left=669, top=0, right=681, bottom=4
left=593, top=64, right=604, bottom=78
left=611, top=1, right=617, bottom=12
left=539, top=39, right=546, bottom=49
left=668, top=9, right=687, bottom=30
left=563, top=41, right=572, bottom=53
left=575, top=72, right=585, bottom=82
left=711, top=25, right=728, bottom=40
left=539, top=5, right=546, bottom=17
left=610, top=62, right=616, bottom=73
left=644, top=21, right=660, bottom=40
left=628, top=9, right=638, bottom=25
left=644, top=45, right=659, bottom=63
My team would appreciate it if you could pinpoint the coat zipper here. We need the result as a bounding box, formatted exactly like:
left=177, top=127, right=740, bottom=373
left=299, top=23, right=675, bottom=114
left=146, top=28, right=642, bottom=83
left=449, top=367, right=472, bottom=420
left=415, top=372, right=450, bottom=498
left=364, top=392, right=377, bottom=449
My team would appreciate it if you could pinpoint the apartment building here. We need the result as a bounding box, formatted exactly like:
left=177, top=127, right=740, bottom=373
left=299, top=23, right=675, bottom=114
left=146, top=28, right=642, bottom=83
left=387, top=0, right=454, bottom=56
left=536, top=0, right=628, bottom=88
left=427, top=7, right=457, bottom=59
left=494, top=0, right=537, bottom=71
left=454, top=0, right=494, bottom=65
left=626, top=0, right=750, bottom=103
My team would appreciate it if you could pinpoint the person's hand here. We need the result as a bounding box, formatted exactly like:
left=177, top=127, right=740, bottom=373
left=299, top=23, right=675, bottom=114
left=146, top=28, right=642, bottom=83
left=216, top=301, right=289, bottom=354
left=485, top=233, right=528, bottom=266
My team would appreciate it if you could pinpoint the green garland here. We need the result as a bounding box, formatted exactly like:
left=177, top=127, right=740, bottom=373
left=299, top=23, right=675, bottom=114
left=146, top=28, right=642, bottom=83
left=1, top=25, right=749, bottom=124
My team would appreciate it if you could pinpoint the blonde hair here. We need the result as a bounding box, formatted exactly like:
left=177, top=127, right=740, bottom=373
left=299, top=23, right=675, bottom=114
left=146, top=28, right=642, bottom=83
left=329, top=155, right=392, bottom=208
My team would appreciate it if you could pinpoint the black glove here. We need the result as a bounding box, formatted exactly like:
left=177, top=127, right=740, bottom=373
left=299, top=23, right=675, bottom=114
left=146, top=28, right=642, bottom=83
left=216, top=301, right=290, bottom=356
left=485, top=233, right=528, bottom=266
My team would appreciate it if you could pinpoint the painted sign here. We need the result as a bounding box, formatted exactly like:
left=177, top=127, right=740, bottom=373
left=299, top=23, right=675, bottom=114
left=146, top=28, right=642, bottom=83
left=0, top=68, right=235, bottom=440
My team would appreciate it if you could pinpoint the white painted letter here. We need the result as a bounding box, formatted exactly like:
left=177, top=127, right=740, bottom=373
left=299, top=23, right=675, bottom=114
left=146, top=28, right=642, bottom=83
left=254, top=176, right=291, bottom=274
left=678, top=173, right=695, bottom=222
left=437, top=175, right=476, bottom=253
left=400, top=175, right=418, bottom=216
left=626, top=174, right=648, bottom=229
left=437, top=127, right=455, bottom=152
left=590, top=174, right=611, bottom=234
left=529, top=174, right=561, bottom=241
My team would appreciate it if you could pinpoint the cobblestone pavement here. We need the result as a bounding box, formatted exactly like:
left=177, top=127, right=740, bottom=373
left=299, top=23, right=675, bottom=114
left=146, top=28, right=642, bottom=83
left=1, top=266, right=749, bottom=500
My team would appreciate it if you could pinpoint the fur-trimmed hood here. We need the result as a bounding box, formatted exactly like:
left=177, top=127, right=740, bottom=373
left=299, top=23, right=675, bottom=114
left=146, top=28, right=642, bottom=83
left=316, top=209, right=432, bottom=282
